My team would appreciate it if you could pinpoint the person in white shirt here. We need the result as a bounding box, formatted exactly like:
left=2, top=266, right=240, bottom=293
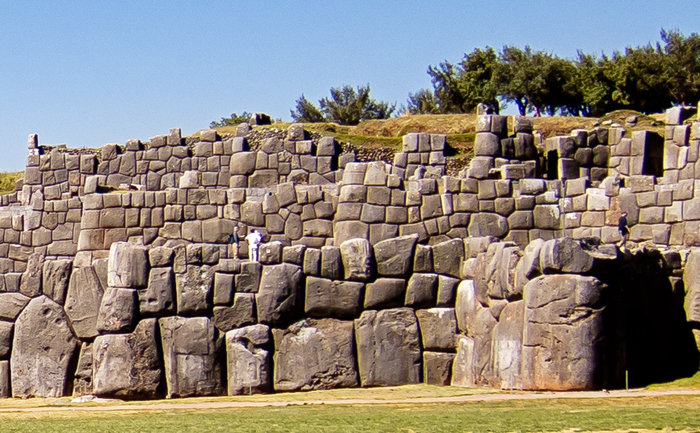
left=245, top=230, right=262, bottom=262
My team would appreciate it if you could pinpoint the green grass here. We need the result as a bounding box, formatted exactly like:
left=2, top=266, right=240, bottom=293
left=648, top=371, right=700, bottom=390
left=1, top=396, right=700, bottom=432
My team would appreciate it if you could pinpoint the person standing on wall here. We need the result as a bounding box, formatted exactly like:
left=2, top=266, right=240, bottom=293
left=245, top=229, right=262, bottom=262
left=228, top=226, right=240, bottom=259
left=618, top=211, right=630, bottom=248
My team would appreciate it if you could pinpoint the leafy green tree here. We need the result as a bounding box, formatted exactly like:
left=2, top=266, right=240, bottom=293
left=406, top=89, right=441, bottom=114
left=608, top=45, right=671, bottom=114
left=290, top=95, right=325, bottom=123
left=658, top=29, right=700, bottom=106
left=210, top=111, right=253, bottom=127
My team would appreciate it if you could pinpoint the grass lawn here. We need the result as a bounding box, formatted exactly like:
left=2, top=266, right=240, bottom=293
left=0, top=393, right=699, bottom=432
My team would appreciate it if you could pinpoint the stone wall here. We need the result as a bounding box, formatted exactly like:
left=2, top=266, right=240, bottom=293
left=0, top=106, right=699, bottom=399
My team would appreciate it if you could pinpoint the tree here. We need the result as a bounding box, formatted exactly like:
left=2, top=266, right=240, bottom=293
left=210, top=111, right=253, bottom=127
left=406, top=89, right=441, bottom=114
left=659, top=29, right=700, bottom=107
left=290, top=85, right=395, bottom=125
left=290, top=95, right=324, bottom=123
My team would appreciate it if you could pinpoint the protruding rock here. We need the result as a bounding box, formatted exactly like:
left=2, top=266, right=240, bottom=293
left=374, top=234, right=418, bottom=276
left=354, top=308, right=421, bottom=386
left=226, top=324, right=271, bottom=395
left=339, top=238, right=373, bottom=281
left=93, top=318, right=162, bottom=399
left=273, top=318, right=358, bottom=391
left=65, top=266, right=105, bottom=339
left=19, top=252, right=43, bottom=297
left=11, top=296, right=79, bottom=398
left=159, top=316, right=225, bottom=398
left=256, top=263, right=303, bottom=325
left=108, top=242, right=149, bottom=288
left=432, top=239, right=464, bottom=278
left=539, top=238, right=594, bottom=274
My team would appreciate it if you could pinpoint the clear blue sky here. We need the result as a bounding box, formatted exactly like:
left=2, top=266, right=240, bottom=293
left=0, top=1, right=697, bottom=171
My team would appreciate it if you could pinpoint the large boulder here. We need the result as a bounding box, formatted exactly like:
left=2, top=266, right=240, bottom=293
left=521, top=274, right=607, bottom=390
left=364, top=278, right=406, bottom=310
left=273, top=318, right=358, bottom=391
left=11, top=296, right=79, bottom=398
left=93, top=318, right=163, bottom=399
left=491, top=301, right=524, bottom=389
left=451, top=335, right=476, bottom=387
left=514, top=239, right=544, bottom=294
left=454, top=280, right=478, bottom=334
left=256, top=263, right=303, bottom=325
left=19, top=252, right=43, bottom=298
left=159, top=316, right=225, bottom=398
left=175, top=266, right=214, bottom=315
left=373, top=234, right=418, bottom=277
left=138, top=267, right=175, bottom=316
left=539, top=238, right=594, bottom=274
left=226, top=324, right=271, bottom=395
left=108, top=242, right=149, bottom=288
left=65, top=266, right=105, bottom=339
left=42, top=259, right=72, bottom=305
left=415, top=308, right=457, bottom=351
left=432, top=239, right=464, bottom=278
left=423, top=352, right=455, bottom=386
left=213, top=293, right=257, bottom=332
left=73, top=342, right=94, bottom=397
left=0, top=293, right=30, bottom=321
left=96, top=287, right=137, bottom=333
left=354, top=308, right=421, bottom=386
left=305, top=277, right=363, bottom=319
left=339, top=239, right=373, bottom=281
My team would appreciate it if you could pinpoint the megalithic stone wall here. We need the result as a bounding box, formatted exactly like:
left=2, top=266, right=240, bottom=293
left=0, top=106, right=699, bottom=399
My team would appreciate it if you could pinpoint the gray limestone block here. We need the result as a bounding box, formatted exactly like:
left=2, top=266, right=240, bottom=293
left=354, top=308, right=421, bottom=387
left=41, top=259, right=72, bottom=305
left=513, top=116, right=533, bottom=133
left=11, top=296, right=79, bottom=398
left=214, top=272, right=234, bottom=306
left=273, top=318, right=358, bottom=392
left=414, top=244, right=434, bottom=273
left=339, top=238, right=373, bottom=281
left=283, top=245, right=306, bottom=266
left=334, top=221, right=369, bottom=246
left=437, top=275, right=459, bottom=306
left=97, top=287, right=137, bottom=334
left=592, top=145, right=609, bottom=166
left=305, top=277, right=363, bottom=319
left=19, top=253, right=43, bottom=298
left=467, top=156, right=494, bottom=179
left=226, top=324, right=270, bottom=395
left=405, top=273, right=438, bottom=307
left=432, top=239, right=464, bottom=278
left=514, top=238, right=544, bottom=294
left=0, top=321, right=12, bottom=360
left=416, top=308, right=457, bottom=351
left=236, top=262, right=262, bottom=293
left=108, top=242, right=149, bottom=288
left=303, top=248, right=321, bottom=276
left=176, top=265, right=214, bottom=316
left=138, top=267, right=175, bottom=316
left=72, top=342, right=94, bottom=397
left=65, top=266, right=105, bottom=339
left=423, top=352, right=455, bottom=386
left=468, top=213, right=508, bottom=237
left=364, top=278, right=406, bottom=310
left=149, top=247, right=174, bottom=267
left=321, top=246, right=343, bottom=280
left=491, top=301, right=524, bottom=389
left=259, top=241, right=283, bottom=265
left=546, top=136, right=575, bottom=158
left=522, top=275, right=607, bottom=390
left=256, top=263, right=303, bottom=326
left=684, top=250, right=700, bottom=322
left=539, top=238, right=595, bottom=274
left=249, top=169, right=280, bottom=188
left=229, top=152, right=256, bottom=175
left=369, top=223, right=398, bottom=245
left=574, top=147, right=593, bottom=166
left=213, top=293, right=257, bottom=332
left=303, top=219, right=334, bottom=237
left=159, top=316, right=224, bottom=398
left=374, top=234, right=418, bottom=277
left=533, top=205, right=561, bottom=229
left=317, top=137, right=337, bottom=156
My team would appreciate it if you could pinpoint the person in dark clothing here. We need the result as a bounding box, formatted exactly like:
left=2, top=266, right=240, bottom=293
left=228, top=226, right=240, bottom=259
left=618, top=211, right=630, bottom=248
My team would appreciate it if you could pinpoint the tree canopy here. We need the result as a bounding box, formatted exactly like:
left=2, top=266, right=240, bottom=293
left=291, top=85, right=395, bottom=125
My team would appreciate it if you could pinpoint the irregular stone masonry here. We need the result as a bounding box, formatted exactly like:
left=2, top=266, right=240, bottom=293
left=0, top=106, right=699, bottom=398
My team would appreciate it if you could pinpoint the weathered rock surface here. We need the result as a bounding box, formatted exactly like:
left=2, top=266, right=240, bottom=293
left=256, top=264, right=303, bottom=325
left=42, top=259, right=72, bottom=305
left=65, top=266, right=105, bottom=339
left=213, top=293, right=257, bottom=332
left=415, top=308, right=457, bottom=351
left=374, top=234, right=418, bottom=276
left=175, top=266, right=214, bottom=315
left=108, top=242, right=149, bottom=288
left=339, top=238, right=373, bottom=281
left=491, top=301, right=524, bottom=389
left=93, top=318, right=162, bottom=399
left=273, top=318, right=358, bottom=391
left=73, top=342, right=94, bottom=397
left=19, top=253, right=43, bottom=298
left=539, top=238, right=594, bottom=274
left=684, top=249, right=700, bottom=322
left=226, top=324, right=271, bottom=395
left=364, top=278, right=406, bottom=310
left=451, top=335, right=476, bottom=387
left=97, top=287, right=137, bottom=333
left=354, top=308, right=421, bottom=386
left=159, top=316, right=225, bottom=398
left=305, top=277, right=363, bottom=318
left=138, top=267, right=175, bottom=316
left=521, top=275, right=607, bottom=390
left=423, top=352, right=455, bottom=386
left=0, top=293, right=30, bottom=321
left=11, top=296, right=79, bottom=398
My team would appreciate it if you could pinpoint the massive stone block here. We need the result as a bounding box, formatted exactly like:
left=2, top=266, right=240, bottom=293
left=213, top=293, right=257, bottom=332
left=108, top=242, right=149, bottom=288
left=354, top=308, right=421, bottom=387
left=175, top=265, right=214, bottom=316
left=339, top=238, right=373, bottom=281
left=93, top=318, right=162, bottom=399
left=305, top=277, right=363, bottom=318
left=226, top=324, right=271, bottom=395
left=0, top=293, right=30, bottom=321
left=256, top=263, right=303, bottom=325
left=273, top=318, right=358, bottom=391
left=11, top=296, right=79, bottom=398
left=684, top=249, right=700, bottom=322
left=42, top=259, right=72, bottom=305
left=138, top=267, right=175, bottom=316
left=97, top=287, right=137, bottom=333
left=159, top=316, right=225, bottom=398
left=416, top=308, right=457, bottom=351
left=491, top=301, right=524, bottom=389
left=65, top=266, right=105, bottom=339
left=364, top=278, right=406, bottom=310
left=521, top=275, right=607, bottom=390
left=432, top=239, right=464, bottom=278
left=374, top=234, right=418, bottom=277
left=73, top=342, right=94, bottom=397
left=423, top=352, right=455, bottom=386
